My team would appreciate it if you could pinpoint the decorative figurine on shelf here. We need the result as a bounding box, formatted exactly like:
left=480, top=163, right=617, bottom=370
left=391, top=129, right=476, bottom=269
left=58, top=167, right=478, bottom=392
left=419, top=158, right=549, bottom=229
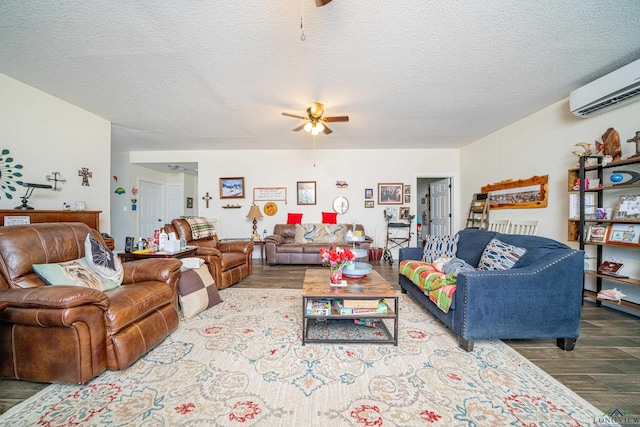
left=595, top=128, right=622, bottom=163
left=571, top=142, right=592, bottom=165
left=627, top=130, right=640, bottom=159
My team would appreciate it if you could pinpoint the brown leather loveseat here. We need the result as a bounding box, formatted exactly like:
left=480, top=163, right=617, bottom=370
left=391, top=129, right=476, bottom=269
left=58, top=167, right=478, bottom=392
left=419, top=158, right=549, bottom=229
left=167, top=218, right=253, bottom=289
left=265, top=223, right=373, bottom=265
left=0, top=222, right=182, bottom=384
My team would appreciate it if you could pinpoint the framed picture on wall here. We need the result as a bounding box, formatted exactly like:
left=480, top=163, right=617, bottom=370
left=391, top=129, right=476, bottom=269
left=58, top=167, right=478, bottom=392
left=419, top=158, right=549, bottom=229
left=404, top=194, right=410, bottom=204
left=365, top=200, right=374, bottom=208
left=404, top=184, right=411, bottom=194
left=219, top=177, right=245, bottom=199
left=400, top=207, right=410, bottom=219
left=186, top=197, right=193, bottom=209
left=297, top=181, right=316, bottom=205
left=364, top=188, right=373, bottom=200
left=378, top=183, right=403, bottom=204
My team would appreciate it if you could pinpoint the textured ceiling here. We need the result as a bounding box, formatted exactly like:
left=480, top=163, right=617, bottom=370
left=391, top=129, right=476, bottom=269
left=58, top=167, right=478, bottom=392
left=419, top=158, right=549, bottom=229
left=1, top=1, right=640, bottom=152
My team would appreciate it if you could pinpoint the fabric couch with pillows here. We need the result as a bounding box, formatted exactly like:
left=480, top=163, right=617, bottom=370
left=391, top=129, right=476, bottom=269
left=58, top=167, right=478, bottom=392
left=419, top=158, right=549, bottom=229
left=399, top=228, right=584, bottom=351
left=265, top=223, right=373, bottom=265
left=0, top=222, right=182, bottom=384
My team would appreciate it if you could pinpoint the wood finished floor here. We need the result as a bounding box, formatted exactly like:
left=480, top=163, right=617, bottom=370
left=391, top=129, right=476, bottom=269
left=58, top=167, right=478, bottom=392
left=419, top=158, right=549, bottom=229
left=1, top=261, right=639, bottom=416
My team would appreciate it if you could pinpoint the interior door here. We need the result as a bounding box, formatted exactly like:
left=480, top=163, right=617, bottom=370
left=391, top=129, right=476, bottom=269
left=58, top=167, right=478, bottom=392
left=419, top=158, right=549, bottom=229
left=166, top=183, right=184, bottom=225
left=139, top=179, right=164, bottom=239
left=430, top=178, right=452, bottom=235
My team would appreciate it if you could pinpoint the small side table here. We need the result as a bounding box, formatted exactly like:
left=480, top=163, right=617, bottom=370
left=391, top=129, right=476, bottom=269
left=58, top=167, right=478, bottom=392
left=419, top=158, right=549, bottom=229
left=118, top=247, right=198, bottom=263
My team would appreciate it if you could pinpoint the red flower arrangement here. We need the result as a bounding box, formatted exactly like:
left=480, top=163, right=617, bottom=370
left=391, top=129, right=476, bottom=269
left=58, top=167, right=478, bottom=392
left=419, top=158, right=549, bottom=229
left=319, top=245, right=355, bottom=272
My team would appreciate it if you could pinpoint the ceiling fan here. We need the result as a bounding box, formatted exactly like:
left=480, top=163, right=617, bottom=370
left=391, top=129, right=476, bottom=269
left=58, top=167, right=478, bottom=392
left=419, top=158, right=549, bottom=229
left=282, top=102, right=349, bottom=135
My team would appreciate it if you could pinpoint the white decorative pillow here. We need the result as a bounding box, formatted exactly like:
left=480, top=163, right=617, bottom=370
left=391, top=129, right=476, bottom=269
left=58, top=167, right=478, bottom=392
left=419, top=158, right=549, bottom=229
left=422, top=234, right=459, bottom=263
left=177, top=265, right=222, bottom=319
left=181, top=257, right=205, bottom=271
left=84, top=235, right=123, bottom=286
left=477, top=238, right=527, bottom=271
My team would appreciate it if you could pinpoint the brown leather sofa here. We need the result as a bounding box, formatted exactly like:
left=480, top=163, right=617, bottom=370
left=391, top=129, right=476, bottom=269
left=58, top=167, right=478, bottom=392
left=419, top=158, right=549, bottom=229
left=265, top=223, right=373, bottom=265
left=167, top=218, right=253, bottom=289
left=0, top=222, right=182, bottom=384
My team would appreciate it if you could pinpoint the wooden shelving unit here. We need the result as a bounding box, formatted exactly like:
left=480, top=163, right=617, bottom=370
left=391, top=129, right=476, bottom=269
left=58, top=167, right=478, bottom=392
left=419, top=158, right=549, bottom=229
left=568, top=156, right=640, bottom=312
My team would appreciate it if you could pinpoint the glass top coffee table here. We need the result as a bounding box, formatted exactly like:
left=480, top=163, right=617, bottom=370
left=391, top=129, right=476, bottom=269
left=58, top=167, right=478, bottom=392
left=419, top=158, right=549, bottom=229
left=302, top=268, right=398, bottom=346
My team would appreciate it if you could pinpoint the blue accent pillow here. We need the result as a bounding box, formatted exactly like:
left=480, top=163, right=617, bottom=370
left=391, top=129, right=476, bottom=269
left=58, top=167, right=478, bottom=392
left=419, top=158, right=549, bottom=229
left=32, top=257, right=118, bottom=291
left=477, top=238, right=527, bottom=271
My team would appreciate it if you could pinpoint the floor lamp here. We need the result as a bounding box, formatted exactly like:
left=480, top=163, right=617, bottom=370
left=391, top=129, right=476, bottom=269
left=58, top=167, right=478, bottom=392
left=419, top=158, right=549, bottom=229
left=246, top=204, right=263, bottom=240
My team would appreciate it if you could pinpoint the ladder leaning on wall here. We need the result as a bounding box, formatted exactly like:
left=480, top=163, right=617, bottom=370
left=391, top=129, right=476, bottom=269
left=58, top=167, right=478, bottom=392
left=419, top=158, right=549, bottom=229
left=465, top=193, right=489, bottom=230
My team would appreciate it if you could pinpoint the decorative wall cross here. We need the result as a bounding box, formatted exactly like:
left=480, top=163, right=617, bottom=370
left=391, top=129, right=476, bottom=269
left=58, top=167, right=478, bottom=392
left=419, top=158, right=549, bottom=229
left=46, top=171, right=66, bottom=191
left=626, top=131, right=640, bottom=158
left=78, top=167, right=92, bottom=186
left=202, top=192, right=213, bottom=208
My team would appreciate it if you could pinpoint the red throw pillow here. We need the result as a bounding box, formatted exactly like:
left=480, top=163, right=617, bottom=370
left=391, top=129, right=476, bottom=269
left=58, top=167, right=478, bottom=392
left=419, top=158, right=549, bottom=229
left=287, top=213, right=303, bottom=224
left=322, top=212, right=338, bottom=224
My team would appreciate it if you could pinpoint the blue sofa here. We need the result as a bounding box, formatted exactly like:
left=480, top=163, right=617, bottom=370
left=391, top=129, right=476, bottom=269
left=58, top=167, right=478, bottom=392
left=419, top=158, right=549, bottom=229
left=399, top=229, right=584, bottom=351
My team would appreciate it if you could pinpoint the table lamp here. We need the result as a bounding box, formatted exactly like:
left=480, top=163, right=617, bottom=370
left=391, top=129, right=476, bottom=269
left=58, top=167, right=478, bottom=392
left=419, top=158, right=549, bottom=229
left=15, top=183, right=53, bottom=210
left=246, top=204, right=263, bottom=240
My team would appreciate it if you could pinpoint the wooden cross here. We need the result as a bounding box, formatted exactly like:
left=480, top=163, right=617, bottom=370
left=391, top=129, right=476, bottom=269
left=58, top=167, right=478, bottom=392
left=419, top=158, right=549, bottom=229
left=202, top=192, right=213, bottom=208
left=78, top=167, right=92, bottom=186
left=626, top=131, right=640, bottom=158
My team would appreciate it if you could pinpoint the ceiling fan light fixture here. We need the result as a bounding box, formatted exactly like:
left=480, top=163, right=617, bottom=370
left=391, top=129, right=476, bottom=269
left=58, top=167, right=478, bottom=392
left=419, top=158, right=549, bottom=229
left=304, top=122, right=313, bottom=132
left=315, top=122, right=325, bottom=133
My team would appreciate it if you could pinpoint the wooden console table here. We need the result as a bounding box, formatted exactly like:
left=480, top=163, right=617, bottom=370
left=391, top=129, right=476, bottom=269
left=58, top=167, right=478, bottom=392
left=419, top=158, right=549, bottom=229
left=0, top=210, right=113, bottom=249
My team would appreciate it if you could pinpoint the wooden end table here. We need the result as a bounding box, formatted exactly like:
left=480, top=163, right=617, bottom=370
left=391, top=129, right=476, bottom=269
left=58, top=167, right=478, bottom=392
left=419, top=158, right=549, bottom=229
left=118, top=247, right=198, bottom=262
left=302, top=269, right=398, bottom=346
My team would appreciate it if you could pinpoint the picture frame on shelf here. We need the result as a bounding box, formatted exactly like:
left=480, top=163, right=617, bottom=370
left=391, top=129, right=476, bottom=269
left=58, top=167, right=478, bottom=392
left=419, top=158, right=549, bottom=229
left=612, top=195, right=640, bottom=220
left=569, top=193, right=595, bottom=219
left=297, top=181, right=316, bottom=205
left=378, top=183, right=403, bottom=205
left=364, top=200, right=374, bottom=208
left=586, top=224, right=608, bottom=243
left=606, top=223, right=639, bottom=245
left=364, top=188, right=373, bottom=200
left=219, top=177, right=245, bottom=199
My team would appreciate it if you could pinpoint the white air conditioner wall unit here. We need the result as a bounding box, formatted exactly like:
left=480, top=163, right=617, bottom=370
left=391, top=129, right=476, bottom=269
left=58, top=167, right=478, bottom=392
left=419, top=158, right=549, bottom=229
left=569, top=58, right=640, bottom=117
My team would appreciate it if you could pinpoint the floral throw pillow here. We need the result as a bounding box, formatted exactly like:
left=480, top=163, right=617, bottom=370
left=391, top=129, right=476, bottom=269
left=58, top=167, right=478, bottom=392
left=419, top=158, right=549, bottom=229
left=477, top=238, right=527, bottom=270
left=85, top=234, right=124, bottom=286
left=422, top=234, right=459, bottom=263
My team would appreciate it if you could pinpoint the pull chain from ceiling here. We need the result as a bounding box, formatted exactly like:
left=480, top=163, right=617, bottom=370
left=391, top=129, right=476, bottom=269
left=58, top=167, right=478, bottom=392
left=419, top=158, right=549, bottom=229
left=313, top=135, right=316, bottom=167
left=300, top=0, right=306, bottom=41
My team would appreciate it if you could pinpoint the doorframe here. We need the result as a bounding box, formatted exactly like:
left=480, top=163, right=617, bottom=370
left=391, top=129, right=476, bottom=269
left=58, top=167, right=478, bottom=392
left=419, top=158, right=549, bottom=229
left=414, top=172, right=459, bottom=239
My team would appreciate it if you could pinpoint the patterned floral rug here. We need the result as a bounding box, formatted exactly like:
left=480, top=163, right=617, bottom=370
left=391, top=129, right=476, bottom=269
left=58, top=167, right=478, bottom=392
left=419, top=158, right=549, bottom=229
left=1, top=289, right=602, bottom=426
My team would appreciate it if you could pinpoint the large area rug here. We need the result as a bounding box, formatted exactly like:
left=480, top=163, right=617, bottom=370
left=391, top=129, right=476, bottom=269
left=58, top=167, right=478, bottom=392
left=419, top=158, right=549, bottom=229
left=1, top=288, right=604, bottom=426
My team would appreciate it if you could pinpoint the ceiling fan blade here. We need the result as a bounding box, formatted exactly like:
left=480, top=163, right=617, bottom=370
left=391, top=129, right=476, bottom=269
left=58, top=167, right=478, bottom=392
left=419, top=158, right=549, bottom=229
left=309, top=102, right=324, bottom=118
left=315, top=0, right=332, bottom=6
left=291, top=124, right=306, bottom=132
left=321, top=124, right=333, bottom=135
left=323, top=116, right=349, bottom=123
left=282, top=112, right=308, bottom=120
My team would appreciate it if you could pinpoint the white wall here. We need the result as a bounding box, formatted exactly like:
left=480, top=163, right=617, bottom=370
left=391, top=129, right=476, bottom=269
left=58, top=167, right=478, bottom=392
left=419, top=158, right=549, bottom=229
left=0, top=74, right=111, bottom=231
left=461, top=99, right=640, bottom=309
left=128, top=149, right=461, bottom=256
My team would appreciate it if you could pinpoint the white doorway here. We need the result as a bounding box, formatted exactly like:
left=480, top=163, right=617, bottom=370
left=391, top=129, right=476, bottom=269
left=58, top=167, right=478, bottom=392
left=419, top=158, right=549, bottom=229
left=138, top=179, right=165, bottom=239
left=166, top=183, right=184, bottom=223
left=430, top=178, right=452, bottom=235
left=416, top=177, right=453, bottom=241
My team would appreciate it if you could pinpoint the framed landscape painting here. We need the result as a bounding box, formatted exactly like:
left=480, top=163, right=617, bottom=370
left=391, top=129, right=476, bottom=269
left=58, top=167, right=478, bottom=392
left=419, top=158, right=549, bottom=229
left=219, top=177, right=245, bottom=199
left=297, top=181, right=316, bottom=205
left=378, top=183, right=403, bottom=205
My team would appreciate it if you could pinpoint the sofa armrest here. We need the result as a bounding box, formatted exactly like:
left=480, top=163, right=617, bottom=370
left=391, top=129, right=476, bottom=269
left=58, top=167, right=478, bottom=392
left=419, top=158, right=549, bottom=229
left=0, top=286, right=108, bottom=310
left=399, top=247, right=423, bottom=262
left=122, top=258, right=182, bottom=284
left=218, top=240, right=253, bottom=254
left=453, top=249, right=584, bottom=340
left=264, top=235, right=285, bottom=245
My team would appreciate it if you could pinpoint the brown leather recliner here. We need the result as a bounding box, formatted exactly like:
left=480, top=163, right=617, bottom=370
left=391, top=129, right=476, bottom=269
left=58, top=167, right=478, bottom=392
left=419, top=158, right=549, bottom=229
left=0, top=222, right=182, bottom=384
left=167, top=218, right=253, bottom=289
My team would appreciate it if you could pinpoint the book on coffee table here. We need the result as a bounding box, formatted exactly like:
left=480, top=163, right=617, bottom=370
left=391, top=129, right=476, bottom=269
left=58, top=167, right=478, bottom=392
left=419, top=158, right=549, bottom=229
left=342, top=299, right=381, bottom=309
